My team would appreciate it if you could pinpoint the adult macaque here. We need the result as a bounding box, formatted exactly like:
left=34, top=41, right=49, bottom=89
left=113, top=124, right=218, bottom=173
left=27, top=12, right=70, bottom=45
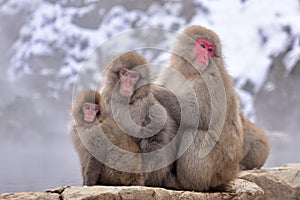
left=71, top=90, right=144, bottom=186
left=156, top=26, right=243, bottom=191
left=240, top=112, right=270, bottom=170
left=100, top=52, right=178, bottom=189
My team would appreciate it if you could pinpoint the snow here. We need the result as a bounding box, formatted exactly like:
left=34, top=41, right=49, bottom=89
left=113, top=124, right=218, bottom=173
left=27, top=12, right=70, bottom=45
left=0, top=0, right=39, bottom=15
left=8, top=1, right=105, bottom=82
left=2, top=0, right=300, bottom=117
left=190, top=0, right=300, bottom=91
left=284, top=36, right=300, bottom=72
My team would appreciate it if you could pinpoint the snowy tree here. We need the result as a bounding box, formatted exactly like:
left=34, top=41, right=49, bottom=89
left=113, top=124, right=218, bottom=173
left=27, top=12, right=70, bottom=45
left=1, top=0, right=300, bottom=117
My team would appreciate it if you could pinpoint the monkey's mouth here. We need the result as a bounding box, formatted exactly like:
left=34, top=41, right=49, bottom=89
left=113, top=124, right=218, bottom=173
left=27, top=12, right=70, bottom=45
left=120, top=89, right=133, bottom=97
left=84, top=115, right=96, bottom=123
left=195, top=60, right=208, bottom=70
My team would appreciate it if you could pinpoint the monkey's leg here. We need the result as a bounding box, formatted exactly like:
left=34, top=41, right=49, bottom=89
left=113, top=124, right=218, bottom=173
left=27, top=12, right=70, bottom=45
left=141, top=139, right=176, bottom=187
left=83, top=156, right=103, bottom=186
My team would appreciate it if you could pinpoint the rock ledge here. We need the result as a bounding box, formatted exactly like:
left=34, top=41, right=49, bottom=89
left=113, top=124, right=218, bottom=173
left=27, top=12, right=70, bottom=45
left=1, top=164, right=299, bottom=200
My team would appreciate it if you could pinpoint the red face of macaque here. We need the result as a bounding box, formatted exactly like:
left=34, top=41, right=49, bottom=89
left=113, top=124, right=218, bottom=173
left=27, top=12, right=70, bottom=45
left=119, top=68, right=140, bottom=97
left=82, top=103, right=99, bottom=123
left=194, top=39, right=215, bottom=69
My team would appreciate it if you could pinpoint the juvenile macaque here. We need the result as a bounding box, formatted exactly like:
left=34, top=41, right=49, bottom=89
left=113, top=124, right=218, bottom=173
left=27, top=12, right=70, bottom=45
left=71, top=90, right=144, bottom=186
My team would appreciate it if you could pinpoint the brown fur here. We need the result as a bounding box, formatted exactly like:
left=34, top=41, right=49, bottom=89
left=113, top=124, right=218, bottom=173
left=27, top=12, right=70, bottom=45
left=156, top=25, right=243, bottom=191
left=240, top=112, right=270, bottom=170
left=152, top=85, right=181, bottom=125
left=153, top=87, right=270, bottom=171
left=71, top=90, right=144, bottom=186
left=100, top=52, right=179, bottom=189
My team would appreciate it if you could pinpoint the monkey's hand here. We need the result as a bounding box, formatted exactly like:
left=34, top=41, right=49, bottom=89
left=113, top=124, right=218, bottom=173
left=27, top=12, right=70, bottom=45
left=139, top=104, right=167, bottom=139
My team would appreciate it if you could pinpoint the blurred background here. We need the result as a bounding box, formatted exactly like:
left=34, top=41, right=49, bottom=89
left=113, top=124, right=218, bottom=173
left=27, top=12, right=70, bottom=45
left=0, top=0, right=299, bottom=193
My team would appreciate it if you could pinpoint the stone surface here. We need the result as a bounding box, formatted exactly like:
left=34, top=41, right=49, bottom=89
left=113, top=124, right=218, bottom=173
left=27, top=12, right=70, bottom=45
left=61, top=183, right=263, bottom=200
left=239, top=164, right=300, bottom=200
left=226, top=179, right=264, bottom=200
left=0, top=181, right=264, bottom=200
left=2, top=164, right=300, bottom=200
left=0, top=192, right=60, bottom=200
left=46, top=186, right=69, bottom=194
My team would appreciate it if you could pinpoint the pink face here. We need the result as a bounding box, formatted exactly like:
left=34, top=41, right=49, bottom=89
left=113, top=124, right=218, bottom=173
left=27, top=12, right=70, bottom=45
left=119, top=68, right=140, bottom=97
left=82, top=103, right=99, bottom=123
left=194, top=39, right=215, bottom=69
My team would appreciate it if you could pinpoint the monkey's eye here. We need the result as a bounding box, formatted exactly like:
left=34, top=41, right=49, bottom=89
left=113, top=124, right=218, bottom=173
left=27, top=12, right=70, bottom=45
left=120, top=69, right=129, bottom=77
left=208, top=47, right=214, bottom=53
left=83, top=105, right=90, bottom=110
left=199, top=43, right=206, bottom=48
left=131, top=74, right=138, bottom=78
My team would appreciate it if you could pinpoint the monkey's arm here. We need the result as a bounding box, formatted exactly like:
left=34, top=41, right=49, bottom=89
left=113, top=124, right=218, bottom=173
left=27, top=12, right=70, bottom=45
left=77, top=125, right=109, bottom=186
left=153, top=83, right=200, bottom=130
left=152, top=84, right=181, bottom=125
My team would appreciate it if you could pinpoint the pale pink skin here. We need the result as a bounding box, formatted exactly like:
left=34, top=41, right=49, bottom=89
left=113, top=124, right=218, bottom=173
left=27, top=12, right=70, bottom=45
left=82, top=103, right=99, bottom=123
left=119, top=68, right=140, bottom=97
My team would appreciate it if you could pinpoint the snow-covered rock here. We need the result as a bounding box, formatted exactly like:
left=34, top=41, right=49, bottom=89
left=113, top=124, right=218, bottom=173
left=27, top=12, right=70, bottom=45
left=2, top=0, right=300, bottom=117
